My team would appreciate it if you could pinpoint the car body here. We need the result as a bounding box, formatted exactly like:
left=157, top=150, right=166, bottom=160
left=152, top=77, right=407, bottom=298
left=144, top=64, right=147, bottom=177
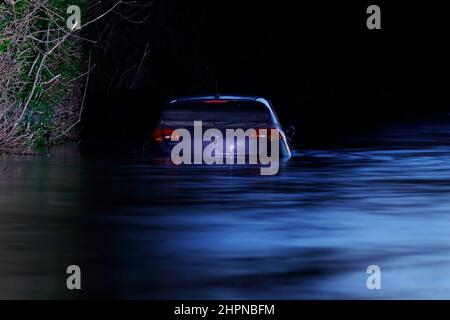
left=151, top=95, right=292, bottom=159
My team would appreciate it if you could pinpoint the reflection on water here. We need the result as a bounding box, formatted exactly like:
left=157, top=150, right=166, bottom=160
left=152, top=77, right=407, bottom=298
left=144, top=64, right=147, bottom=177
left=2, top=120, right=450, bottom=299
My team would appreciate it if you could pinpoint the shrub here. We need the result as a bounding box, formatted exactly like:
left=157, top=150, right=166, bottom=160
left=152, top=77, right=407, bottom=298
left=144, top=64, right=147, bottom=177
left=0, top=0, right=88, bottom=152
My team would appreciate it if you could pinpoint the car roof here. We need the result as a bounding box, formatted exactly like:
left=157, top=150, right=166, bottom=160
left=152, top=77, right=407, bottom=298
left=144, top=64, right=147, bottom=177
left=168, top=95, right=271, bottom=106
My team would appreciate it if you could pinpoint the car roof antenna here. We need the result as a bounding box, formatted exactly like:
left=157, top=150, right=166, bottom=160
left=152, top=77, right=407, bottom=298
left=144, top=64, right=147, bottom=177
left=215, top=80, right=220, bottom=99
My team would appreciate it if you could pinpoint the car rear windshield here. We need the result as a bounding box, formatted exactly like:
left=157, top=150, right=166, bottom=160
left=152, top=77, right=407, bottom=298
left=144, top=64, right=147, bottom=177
left=161, top=100, right=271, bottom=122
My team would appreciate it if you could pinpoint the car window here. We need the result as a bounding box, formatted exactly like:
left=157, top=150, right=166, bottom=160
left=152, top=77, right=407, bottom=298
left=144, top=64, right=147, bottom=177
left=161, top=101, right=271, bottom=122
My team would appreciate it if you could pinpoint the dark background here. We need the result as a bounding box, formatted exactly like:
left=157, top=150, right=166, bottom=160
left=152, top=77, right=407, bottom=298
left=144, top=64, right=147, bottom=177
left=83, top=0, right=450, bottom=148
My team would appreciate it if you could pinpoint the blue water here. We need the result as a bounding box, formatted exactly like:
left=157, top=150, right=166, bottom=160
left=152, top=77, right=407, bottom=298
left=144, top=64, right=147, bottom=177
left=1, top=120, right=450, bottom=299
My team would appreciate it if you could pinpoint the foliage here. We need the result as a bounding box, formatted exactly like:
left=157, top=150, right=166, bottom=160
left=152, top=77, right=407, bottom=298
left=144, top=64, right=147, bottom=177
left=0, top=0, right=88, bottom=152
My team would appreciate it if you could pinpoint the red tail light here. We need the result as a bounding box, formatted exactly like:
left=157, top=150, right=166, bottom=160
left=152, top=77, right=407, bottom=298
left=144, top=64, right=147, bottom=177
left=152, top=128, right=175, bottom=142
left=203, top=100, right=228, bottom=104
left=251, top=128, right=281, bottom=140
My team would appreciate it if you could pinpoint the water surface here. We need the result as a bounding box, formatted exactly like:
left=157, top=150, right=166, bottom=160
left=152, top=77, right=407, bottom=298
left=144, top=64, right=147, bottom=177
left=1, top=120, right=450, bottom=299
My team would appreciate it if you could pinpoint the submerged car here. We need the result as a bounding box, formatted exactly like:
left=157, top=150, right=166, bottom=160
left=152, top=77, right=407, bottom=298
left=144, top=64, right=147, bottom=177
left=151, top=95, right=292, bottom=159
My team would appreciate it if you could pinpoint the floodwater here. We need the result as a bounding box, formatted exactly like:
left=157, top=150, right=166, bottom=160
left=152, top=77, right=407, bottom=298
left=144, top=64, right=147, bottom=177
left=2, top=119, right=450, bottom=299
